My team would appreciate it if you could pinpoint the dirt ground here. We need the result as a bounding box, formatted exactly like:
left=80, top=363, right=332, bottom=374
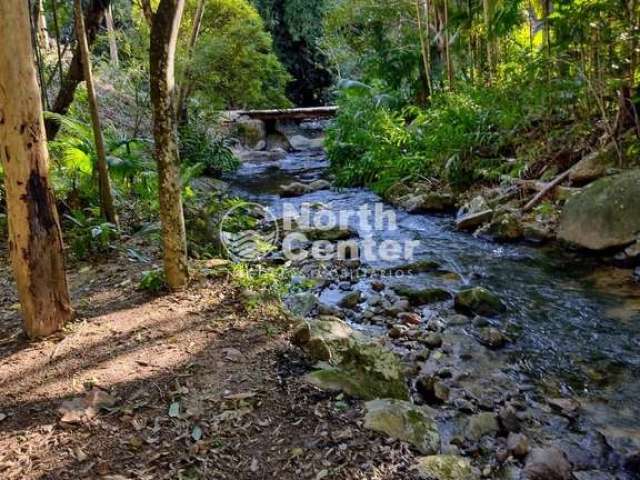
left=0, top=249, right=417, bottom=480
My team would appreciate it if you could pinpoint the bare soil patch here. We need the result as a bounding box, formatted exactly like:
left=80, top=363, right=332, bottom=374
left=0, top=251, right=416, bottom=479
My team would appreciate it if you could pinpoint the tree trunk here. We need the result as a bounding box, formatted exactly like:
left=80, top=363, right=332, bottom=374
left=0, top=0, right=74, bottom=338
left=74, top=0, right=118, bottom=226
left=415, top=0, right=433, bottom=98
left=483, top=0, right=494, bottom=81
left=34, top=0, right=51, bottom=50
left=443, top=0, right=454, bottom=90
left=177, top=0, right=206, bottom=125
left=45, top=0, right=111, bottom=141
left=150, top=0, right=189, bottom=290
left=105, top=4, right=120, bottom=68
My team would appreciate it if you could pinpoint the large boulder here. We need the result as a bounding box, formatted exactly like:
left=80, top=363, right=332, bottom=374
left=414, top=455, right=478, bottom=480
left=364, top=399, right=440, bottom=454
left=306, top=341, right=409, bottom=400
left=558, top=170, right=640, bottom=250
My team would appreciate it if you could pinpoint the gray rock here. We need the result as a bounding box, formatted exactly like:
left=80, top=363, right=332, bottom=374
left=402, top=192, right=457, bottom=213
left=478, top=212, right=523, bottom=242
left=498, top=405, right=521, bottom=433
left=306, top=341, right=410, bottom=400
left=569, top=144, right=618, bottom=185
left=457, top=196, right=493, bottom=230
left=364, top=399, right=440, bottom=454
left=236, top=118, right=266, bottom=149
left=465, top=412, right=499, bottom=441
left=308, top=179, right=331, bottom=191
left=477, top=327, right=507, bottom=349
left=281, top=182, right=310, bottom=197
left=421, top=332, right=443, bottom=349
left=416, top=376, right=450, bottom=404
left=288, top=134, right=324, bottom=151
left=523, top=447, right=572, bottom=480
left=558, top=169, right=640, bottom=250
left=338, top=291, right=362, bottom=309
left=507, top=432, right=529, bottom=459
left=286, top=292, right=318, bottom=318
left=291, top=317, right=353, bottom=362
left=457, top=209, right=494, bottom=231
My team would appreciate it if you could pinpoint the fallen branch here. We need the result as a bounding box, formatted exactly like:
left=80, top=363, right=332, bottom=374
left=521, top=169, right=572, bottom=213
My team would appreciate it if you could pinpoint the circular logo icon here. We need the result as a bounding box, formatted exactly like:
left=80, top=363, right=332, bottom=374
left=219, top=202, right=279, bottom=262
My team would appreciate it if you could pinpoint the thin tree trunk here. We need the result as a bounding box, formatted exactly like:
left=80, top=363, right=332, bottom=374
left=34, top=0, right=51, bottom=50
left=483, top=0, right=494, bottom=82
left=150, top=0, right=189, bottom=290
left=74, top=0, right=118, bottom=226
left=0, top=0, right=74, bottom=338
left=45, top=0, right=111, bottom=141
left=444, top=0, right=454, bottom=90
left=415, top=0, right=433, bottom=98
left=177, top=0, right=206, bottom=124
left=105, top=4, right=120, bottom=68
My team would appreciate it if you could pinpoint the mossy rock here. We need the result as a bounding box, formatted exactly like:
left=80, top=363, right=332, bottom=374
left=414, top=455, right=478, bottom=480
left=306, top=341, right=409, bottom=400
left=393, top=285, right=452, bottom=306
left=364, top=399, right=440, bottom=454
left=292, top=317, right=354, bottom=362
left=558, top=169, right=640, bottom=250
left=300, top=226, right=358, bottom=242
left=454, top=287, right=505, bottom=317
left=480, top=212, right=523, bottom=242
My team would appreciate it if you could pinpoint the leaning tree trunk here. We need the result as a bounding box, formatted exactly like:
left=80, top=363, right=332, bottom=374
left=0, top=0, right=74, bottom=338
left=150, top=0, right=189, bottom=289
left=176, top=0, right=206, bottom=125
left=74, top=0, right=118, bottom=226
left=45, top=0, right=111, bottom=140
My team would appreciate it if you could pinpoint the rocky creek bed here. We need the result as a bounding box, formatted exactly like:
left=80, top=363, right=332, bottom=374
left=220, top=146, right=640, bottom=480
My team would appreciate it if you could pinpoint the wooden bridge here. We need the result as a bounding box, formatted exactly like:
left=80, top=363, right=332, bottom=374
left=230, top=106, right=338, bottom=122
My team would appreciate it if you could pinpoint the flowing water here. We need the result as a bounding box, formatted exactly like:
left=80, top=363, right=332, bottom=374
left=226, top=149, right=640, bottom=472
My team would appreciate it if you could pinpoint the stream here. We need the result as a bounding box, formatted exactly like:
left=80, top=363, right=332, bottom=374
left=225, top=147, right=640, bottom=478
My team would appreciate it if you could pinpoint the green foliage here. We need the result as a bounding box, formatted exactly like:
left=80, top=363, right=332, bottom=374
left=179, top=120, right=240, bottom=177
left=182, top=0, right=292, bottom=110
left=231, top=263, right=295, bottom=303
left=138, top=269, right=168, bottom=293
left=327, top=74, right=585, bottom=192
left=64, top=211, right=120, bottom=260
left=251, top=0, right=333, bottom=105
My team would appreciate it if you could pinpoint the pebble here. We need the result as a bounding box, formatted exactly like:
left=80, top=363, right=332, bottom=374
left=398, top=312, right=422, bottom=325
